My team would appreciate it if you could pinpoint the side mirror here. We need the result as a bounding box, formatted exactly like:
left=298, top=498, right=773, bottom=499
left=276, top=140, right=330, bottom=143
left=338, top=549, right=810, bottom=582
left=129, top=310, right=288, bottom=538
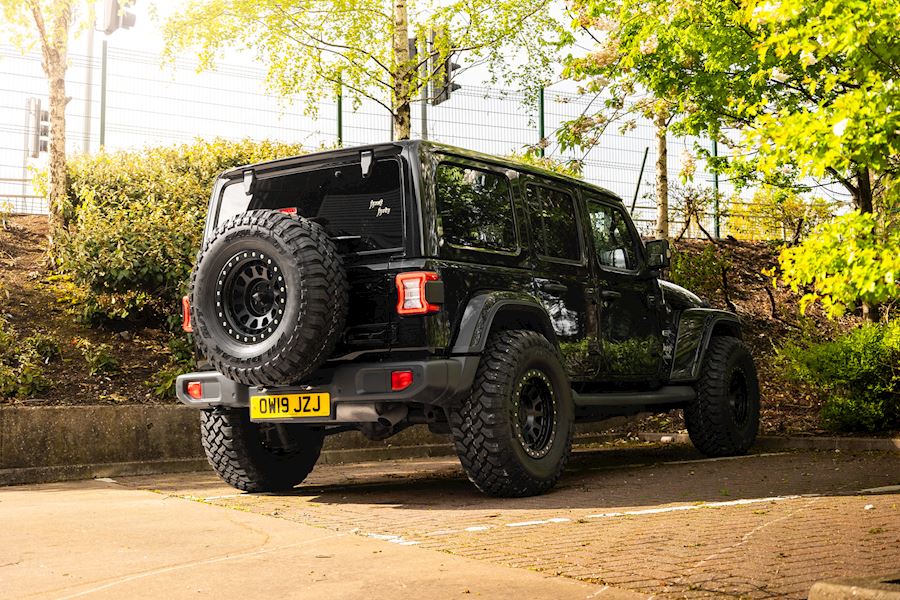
left=646, top=239, right=670, bottom=269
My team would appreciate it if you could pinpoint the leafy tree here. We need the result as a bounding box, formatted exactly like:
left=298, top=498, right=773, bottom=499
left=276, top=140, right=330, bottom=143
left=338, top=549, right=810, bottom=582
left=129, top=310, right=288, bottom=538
left=162, top=0, right=566, bottom=140
left=561, top=0, right=899, bottom=215
left=1, top=1, right=85, bottom=235
left=776, top=206, right=900, bottom=320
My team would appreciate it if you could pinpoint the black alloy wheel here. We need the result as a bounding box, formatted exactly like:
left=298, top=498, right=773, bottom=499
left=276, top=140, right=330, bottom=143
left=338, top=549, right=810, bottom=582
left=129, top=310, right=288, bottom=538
left=217, top=250, right=286, bottom=344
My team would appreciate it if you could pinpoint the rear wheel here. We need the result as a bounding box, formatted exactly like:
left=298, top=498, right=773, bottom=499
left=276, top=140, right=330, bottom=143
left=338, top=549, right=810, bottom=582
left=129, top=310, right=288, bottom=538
left=201, top=408, right=324, bottom=492
left=685, top=336, right=760, bottom=457
left=449, top=329, right=574, bottom=497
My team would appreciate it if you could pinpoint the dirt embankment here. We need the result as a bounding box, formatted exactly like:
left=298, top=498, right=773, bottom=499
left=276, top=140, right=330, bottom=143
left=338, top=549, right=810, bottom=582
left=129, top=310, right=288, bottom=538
left=0, top=215, right=172, bottom=406
left=1, top=216, right=860, bottom=435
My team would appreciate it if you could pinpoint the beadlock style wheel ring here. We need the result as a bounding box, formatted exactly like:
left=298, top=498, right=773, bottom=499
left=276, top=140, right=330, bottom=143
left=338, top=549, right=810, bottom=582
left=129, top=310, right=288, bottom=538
left=215, top=250, right=287, bottom=344
left=512, top=369, right=558, bottom=459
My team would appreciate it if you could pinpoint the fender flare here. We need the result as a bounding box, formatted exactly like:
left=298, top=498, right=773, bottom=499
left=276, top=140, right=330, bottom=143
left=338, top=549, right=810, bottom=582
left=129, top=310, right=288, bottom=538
left=669, top=308, right=743, bottom=382
left=450, top=290, right=557, bottom=355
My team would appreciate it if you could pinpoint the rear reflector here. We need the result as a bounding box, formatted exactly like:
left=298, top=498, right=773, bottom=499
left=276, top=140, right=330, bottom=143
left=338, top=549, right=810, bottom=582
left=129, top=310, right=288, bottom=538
left=395, top=272, right=441, bottom=315
left=181, top=296, right=193, bottom=333
left=186, top=381, right=203, bottom=400
left=278, top=207, right=298, bottom=215
left=391, top=370, right=414, bottom=391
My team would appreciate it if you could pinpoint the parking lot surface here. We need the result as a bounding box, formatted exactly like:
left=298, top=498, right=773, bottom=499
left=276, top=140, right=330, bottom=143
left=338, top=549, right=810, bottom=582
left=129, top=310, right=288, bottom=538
left=117, top=442, right=900, bottom=599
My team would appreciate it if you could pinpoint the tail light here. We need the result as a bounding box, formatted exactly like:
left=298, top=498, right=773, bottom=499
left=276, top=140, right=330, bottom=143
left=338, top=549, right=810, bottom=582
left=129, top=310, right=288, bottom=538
left=391, top=370, right=414, bottom=391
left=395, top=271, right=442, bottom=315
left=186, top=381, right=203, bottom=400
left=182, top=296, right=193, bottom=333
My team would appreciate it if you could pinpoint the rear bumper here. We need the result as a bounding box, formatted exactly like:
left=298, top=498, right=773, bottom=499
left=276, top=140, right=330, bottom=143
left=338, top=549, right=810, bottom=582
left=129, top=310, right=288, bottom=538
left=174, top=356, right=479, bottom=419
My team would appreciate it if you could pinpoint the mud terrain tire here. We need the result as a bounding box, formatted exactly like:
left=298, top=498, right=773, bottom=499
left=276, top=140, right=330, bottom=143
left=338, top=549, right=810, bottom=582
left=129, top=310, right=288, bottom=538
left=685, top=336, right=760, bottom=456
left=191, top=210, right=348, bottom=386
left=449, top=329, right=574, bottom=497
left=200, top=408, right=324, bottom=492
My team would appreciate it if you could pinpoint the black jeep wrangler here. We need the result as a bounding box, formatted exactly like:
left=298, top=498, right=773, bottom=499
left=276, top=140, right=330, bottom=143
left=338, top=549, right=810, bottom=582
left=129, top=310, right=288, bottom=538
left=176, top=140, right=759, bottom=497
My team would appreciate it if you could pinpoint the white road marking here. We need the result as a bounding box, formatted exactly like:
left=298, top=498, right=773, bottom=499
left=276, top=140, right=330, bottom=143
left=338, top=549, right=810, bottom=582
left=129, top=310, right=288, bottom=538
left=204, top=493, right=246, bottom=501
left=365, top=533, right=420, bottom=545
left=464, top=526, right=490, bottom=532
left=587, top=452, right=787, bottom=472
left=585, top=495, right=809, bottom=519
left=506, top=517, right=570, bottom=528
left=858, top=484, right=900, bottom=494
left=94, top=477, right=117, bottom=484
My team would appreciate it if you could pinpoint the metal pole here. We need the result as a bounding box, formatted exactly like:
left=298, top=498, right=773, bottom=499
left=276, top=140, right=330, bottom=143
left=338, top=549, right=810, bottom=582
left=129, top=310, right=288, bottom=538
left=83, top=26, right=94, bottom=153
left=99, top=40, right=107, bottom=148
left=420, top=37, right=429, bottom=140
left=538, top=87, right=545, bottom=157
left=630, top=146, right=649, bottom=214
left=712, top=138, right=720, bottom=238
left=337, top=82, right=343, bottom=147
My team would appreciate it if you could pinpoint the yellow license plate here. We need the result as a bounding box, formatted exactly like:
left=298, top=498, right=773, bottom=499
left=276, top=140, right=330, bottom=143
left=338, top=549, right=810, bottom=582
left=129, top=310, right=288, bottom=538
left=250, top=392, right=331, bottom=420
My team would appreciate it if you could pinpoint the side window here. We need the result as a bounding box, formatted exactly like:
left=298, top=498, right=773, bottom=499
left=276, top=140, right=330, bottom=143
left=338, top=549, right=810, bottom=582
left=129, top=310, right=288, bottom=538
left=587, top=200, right=640, bottom=271
left=435, top=163, right=517, bottom=252
left=525, top=184, right=581, bottom=261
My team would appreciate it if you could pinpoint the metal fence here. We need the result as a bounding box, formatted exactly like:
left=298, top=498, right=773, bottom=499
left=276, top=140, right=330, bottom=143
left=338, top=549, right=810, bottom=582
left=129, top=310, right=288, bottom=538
left=1, top=43, right=744, bottom=236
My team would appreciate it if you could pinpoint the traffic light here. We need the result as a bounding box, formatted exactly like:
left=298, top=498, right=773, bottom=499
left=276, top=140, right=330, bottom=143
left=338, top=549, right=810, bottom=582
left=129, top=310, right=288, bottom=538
left=100, top=0, right=136, bottom=35
left=431, top=53, right=461, bottom=106
left=26, top=98, right=49, bottom=158
left=429, top=28, right=461, bottom=106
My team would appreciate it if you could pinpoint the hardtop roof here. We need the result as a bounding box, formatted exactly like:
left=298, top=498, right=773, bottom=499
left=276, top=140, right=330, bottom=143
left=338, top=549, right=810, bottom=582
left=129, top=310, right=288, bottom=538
left=222, top=139, right=621, bottom=202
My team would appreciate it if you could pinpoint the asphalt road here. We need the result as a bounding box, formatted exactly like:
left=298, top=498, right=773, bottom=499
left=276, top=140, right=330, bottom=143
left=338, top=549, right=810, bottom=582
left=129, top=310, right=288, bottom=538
left=2, top=442, right=898, bottom=599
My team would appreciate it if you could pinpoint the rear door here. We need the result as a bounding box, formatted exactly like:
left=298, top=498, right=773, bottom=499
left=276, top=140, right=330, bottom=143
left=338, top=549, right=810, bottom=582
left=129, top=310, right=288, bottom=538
left=521, top=177, right=595, bottom=380
left=584, top=195, right=664, bottom=383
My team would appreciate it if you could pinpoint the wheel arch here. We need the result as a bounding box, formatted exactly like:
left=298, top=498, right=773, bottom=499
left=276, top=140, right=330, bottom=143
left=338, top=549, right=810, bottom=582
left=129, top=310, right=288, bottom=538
left=450, top=291, right=558, bottom=355
left=670, top=308, right=744, bottom=382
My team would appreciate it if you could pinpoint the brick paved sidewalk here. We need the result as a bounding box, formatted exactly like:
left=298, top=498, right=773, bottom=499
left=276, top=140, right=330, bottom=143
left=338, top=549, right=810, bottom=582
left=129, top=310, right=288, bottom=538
left=125, top=443, right=900, bottom=599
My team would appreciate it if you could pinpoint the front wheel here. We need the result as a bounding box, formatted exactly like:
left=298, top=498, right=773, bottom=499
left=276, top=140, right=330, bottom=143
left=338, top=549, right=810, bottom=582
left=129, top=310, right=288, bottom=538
left=201, top=408, right=324, bottom=492
left=685, top=336, right=760, bottom=457
left=449, top=329, right=574, bottom=497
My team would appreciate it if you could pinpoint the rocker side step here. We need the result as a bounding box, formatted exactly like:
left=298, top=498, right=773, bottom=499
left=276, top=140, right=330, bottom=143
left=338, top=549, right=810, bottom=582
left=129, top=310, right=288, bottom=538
left=573, top=385, right=696, bottom=408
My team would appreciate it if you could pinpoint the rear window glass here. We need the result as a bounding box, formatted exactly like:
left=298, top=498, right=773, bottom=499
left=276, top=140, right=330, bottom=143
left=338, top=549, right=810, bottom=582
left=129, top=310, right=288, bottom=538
left=435, top=163, right=516, bottom=252
left=215, top=159, right=403, bottom=251
left=525, top=184, right=581, bottom=261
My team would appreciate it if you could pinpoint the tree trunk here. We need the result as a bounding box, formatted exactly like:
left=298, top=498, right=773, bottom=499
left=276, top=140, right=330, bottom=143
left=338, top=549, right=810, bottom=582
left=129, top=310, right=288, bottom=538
left=392, top=0, right=411, bottom=140
left=856, top=167, right=874, bottom=214
left=30, top=1, right=72, bottom=239
left=654, top=110, right=669, bottom=239
left=47, top=65, right=68, bottom=234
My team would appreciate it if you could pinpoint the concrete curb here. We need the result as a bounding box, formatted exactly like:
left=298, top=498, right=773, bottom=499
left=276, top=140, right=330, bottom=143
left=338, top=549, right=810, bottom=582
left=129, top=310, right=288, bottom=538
left=638, top=432, right=900, bottom=452
left=1, top=403, right=897, bottom=486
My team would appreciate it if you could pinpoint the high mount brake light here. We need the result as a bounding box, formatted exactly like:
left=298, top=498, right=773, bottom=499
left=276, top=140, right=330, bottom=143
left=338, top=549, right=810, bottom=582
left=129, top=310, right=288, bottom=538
left=395, top=272, right=441, bottom=315
left=181, top=296, right=193, bottom=333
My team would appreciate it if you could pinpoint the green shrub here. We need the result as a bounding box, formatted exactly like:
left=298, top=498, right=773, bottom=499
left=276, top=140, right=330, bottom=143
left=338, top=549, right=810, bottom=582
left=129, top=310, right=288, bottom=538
left=0, top=319, right=59, bottom=399
left=666, top=244, right=729, bottom=302
left=54, top=138, right=306, bottom=323
left=777, top=321, right=900, bottom=431
left=148, top=334, right=196, bottom=398
left=73, top=337, right=120, bottom=376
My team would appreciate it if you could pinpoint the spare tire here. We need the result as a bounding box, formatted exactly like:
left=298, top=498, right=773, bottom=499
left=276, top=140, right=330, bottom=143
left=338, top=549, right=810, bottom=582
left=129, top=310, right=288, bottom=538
left=190, top=210, right=349, bottom=386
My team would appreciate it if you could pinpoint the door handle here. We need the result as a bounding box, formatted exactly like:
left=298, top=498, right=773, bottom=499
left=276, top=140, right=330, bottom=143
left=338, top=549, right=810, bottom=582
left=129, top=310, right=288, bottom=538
left=600, top=290, right=622, bottom=300
left=538, top=281, right=568, bottom=293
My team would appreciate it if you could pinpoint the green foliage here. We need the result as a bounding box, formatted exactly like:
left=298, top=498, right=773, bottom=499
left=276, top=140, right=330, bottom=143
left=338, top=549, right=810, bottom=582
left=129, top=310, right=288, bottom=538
left=507, top=148, right=584, bottom=178
left=55, top=138, right=304, bottom=323
left=73, top=337, right=120, bottom=376
left=148, top=335, right=196, bottom=398
left=777, top=209, right=900, bottom=318
left=727, top=186, right=834, bottom=242
left=0, top=319, right=59, bottom=399
left=666, top=244, right=728, bottom=302
left=162, top=0, right=566, bottom=137
left=562, top=0, right=900, bottom=205
left=777, top=321, right=900, bottom=431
